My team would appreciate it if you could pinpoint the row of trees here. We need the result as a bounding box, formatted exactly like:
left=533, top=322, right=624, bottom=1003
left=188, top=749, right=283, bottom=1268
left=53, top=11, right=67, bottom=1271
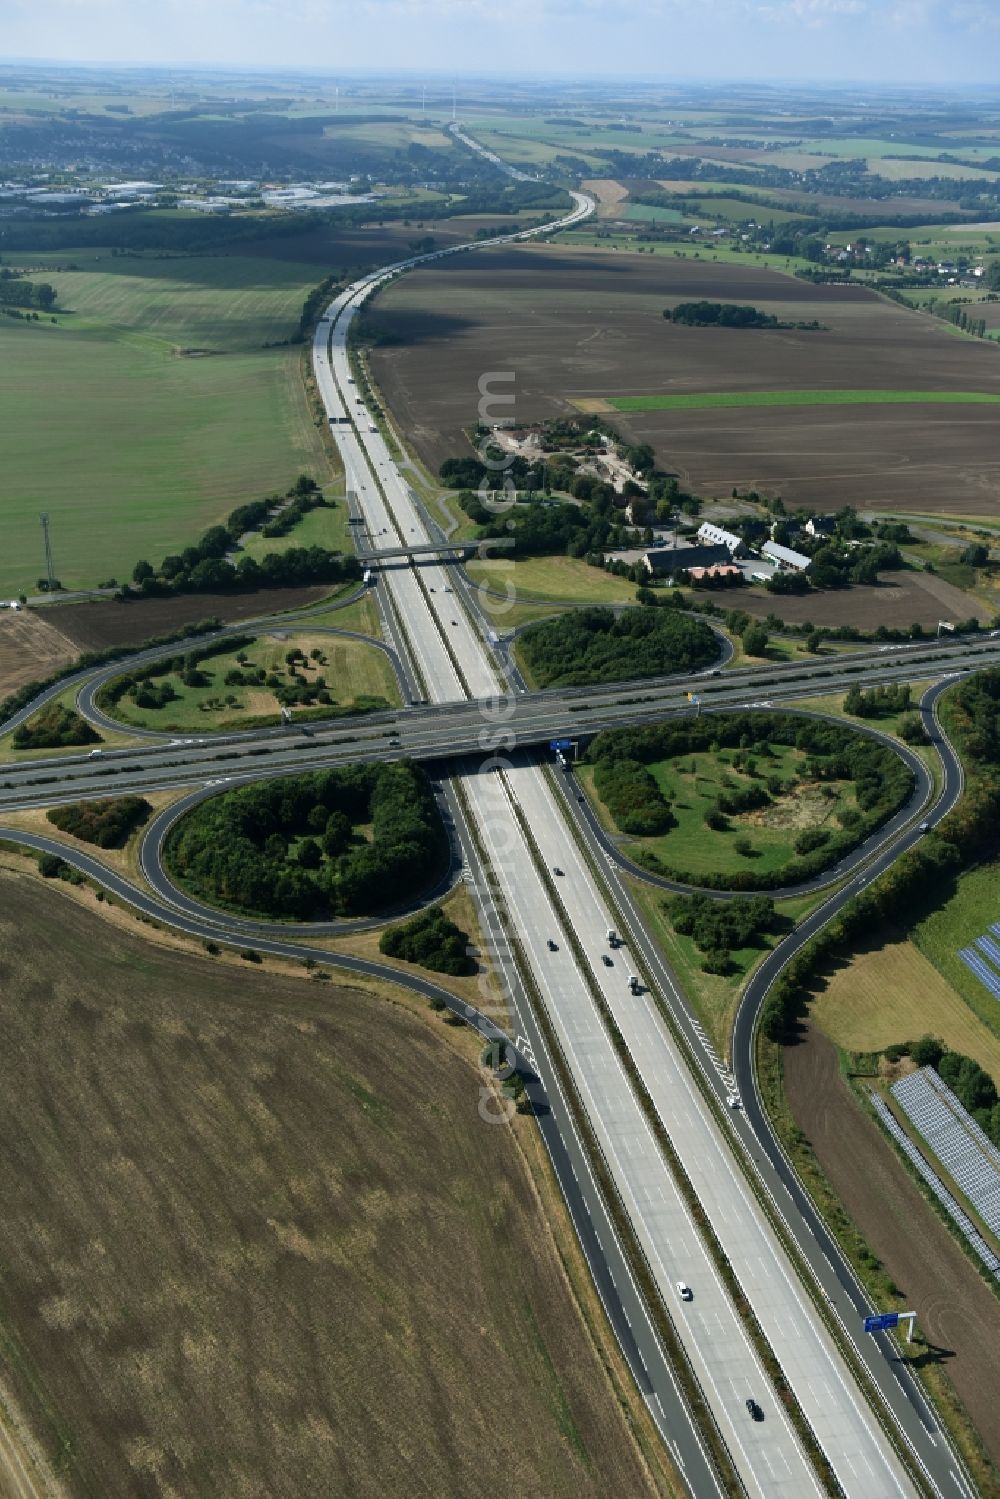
left=761, top=669, right=1000, bottom=1041
left=48, top=796, right=151, bottom=849
left=519, top=607, right=718, bottom=689
left=586, top=711, right=914, bottom=891
left=165, top=763, right=446, bottom=920
left=123, top=477, right=360, bottom=599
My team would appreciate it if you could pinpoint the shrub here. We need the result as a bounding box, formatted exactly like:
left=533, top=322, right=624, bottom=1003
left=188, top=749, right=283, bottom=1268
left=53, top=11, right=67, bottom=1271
left=592, top=758, right=673, bottom=835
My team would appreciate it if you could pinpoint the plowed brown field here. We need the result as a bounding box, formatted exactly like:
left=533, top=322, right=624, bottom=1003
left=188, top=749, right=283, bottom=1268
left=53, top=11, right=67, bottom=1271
left=367, top=245, right=1000, bottom=515
left=784, top=1025, right=1000, bottom=1467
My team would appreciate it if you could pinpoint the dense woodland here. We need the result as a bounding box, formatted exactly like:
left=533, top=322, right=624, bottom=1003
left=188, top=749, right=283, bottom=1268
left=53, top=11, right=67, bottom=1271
left=586, top=711, right=914, bottom=890
left=165, top=763, right=446, bottom=919
left=519, top=607, right=717, bottom=688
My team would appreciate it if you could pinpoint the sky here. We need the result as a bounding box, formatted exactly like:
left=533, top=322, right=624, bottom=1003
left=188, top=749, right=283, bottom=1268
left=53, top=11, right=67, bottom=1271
left=4, top=0, right=1000, bottom=84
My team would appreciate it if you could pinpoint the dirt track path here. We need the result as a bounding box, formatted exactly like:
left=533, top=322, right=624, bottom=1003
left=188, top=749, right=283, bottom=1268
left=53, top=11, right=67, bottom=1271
left=783, top=1024, right=1000, bottom=1467
left=0, top=1381, right=61, bottom=1499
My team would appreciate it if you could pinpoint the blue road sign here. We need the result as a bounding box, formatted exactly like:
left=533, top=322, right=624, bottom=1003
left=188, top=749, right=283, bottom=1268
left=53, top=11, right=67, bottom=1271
left=550, top=739, right=573, bottom=751
left=864, top=1313, right=899, bottom=1333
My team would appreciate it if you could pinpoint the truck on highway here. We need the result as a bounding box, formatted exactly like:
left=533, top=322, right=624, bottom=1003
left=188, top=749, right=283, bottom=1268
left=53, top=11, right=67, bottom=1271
left=607, top=928, right=619, bottom=947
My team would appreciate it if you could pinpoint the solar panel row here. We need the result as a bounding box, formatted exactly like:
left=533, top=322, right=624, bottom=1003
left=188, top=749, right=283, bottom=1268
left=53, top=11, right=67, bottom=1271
left=892, top=1067, right=1000, bottom=1241
left=869, top=1092, right=1000, bottom=1279
left=958, top=947, right=1000, bottom=1001
left=976, top=934, right=1000, bottom=970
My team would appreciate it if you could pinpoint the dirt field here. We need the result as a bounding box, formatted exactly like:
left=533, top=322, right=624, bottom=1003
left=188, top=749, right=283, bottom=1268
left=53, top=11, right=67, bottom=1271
left=366, top=245, right=1000, bottom=515
left=783, top=1025, right=1000, bottom=1467
left=0, top=873, right=664, bottom=1499
left=737, top=567, right=986, bottom=629
left=0, top=613, right=76, bottom=700
left=41, top=586, right=334, bottom=653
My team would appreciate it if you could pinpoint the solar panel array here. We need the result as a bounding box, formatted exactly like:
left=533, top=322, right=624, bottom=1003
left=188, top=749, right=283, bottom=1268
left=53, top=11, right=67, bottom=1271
left=892, top=1066, right=1000, bottom=1240
left=957, top=923, right=1000, bottom=1001
left=869, top=1091, right=1000, bottom=1279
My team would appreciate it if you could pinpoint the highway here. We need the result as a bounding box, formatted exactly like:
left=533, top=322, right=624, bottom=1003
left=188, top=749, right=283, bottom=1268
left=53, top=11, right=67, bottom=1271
left=0, top=158, right=984, bottom=1499
left=304, top=202, right=935, bottom=1497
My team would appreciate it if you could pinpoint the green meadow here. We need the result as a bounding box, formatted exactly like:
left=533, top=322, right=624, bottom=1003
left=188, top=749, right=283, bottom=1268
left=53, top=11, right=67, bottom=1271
left=610, top=389, right=1000, bottom=412
left=0, top=251, right=333, bottom=596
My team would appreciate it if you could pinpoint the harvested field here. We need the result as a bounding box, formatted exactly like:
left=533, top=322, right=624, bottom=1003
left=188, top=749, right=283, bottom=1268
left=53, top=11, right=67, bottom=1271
left=808, top=935, right=1000, bottom=1087
left=0, top=874, right=663, bottom=1499
left=783, top=1024, right=1000, bottom=1468
left=737, top=568, right=986, bottom=629
left=366, top=245, right=1000, bottom=514
left=0, top=612, right=76, bottom=700
left=43, top=586, right=335, bottom=653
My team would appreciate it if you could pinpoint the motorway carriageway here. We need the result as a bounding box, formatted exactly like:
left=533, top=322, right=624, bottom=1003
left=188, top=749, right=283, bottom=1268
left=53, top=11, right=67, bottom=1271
left=5, top=642, right=1000, bottom=821
left=310, top=207, right=922, bottom=1498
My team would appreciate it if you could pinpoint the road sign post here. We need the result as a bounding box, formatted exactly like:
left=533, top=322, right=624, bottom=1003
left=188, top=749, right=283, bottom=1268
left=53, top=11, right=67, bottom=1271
left=864, top=1310, right=917, bottom=1341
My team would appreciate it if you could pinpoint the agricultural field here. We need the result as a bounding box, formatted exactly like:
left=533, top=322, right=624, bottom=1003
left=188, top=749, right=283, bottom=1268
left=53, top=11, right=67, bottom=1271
left=807, top=935, right=1000, bottom=1086
left=578, top=741, right=855, bottom=882
left=103, top=630, right=400, bottom=732
left=36, top=584, right=343, bottom=654
left=0, top=211, right=542, bottom=602
left=366, top=244, right=1000, bottom=514
left=0, top=610, right=77, bottom=700
left=0, top=873, right=662, bottom=1499
left=0, top=254, right=331, bottom=600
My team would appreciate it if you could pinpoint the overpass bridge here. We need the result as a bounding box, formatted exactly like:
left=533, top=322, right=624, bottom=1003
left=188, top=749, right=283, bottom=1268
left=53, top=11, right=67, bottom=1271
left=357, top=539, right=482, bottom=563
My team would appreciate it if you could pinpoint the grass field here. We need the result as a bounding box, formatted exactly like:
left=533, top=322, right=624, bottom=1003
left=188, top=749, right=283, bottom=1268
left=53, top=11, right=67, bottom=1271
left=465, top=555, right=637, bottom=605
left=0, top=252, right=334, bottom=598
left=579, top=741, right=855, bottom=881
left=0, top=872, right=663, bottom=1499
left=809, top=935, right=1000, bottom=1085
left=239, top=501, right=353, bottom=561
left=104, top=630, right=399, bottom=732
left=610, top=390, right=1000, bottom=412
left=913, top=863, right=1000, bottom=1043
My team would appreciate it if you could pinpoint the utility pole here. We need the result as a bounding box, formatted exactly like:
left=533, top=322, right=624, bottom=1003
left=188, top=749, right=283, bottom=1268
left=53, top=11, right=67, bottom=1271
left=39, top=513, right=56, bottom=591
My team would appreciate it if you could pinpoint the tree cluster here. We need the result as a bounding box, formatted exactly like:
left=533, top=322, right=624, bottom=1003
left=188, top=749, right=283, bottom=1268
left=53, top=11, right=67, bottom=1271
left=592, top=759, right=673, bottom=836
left=12, top=702, right=99, bottom=750
left=379, top=904, right=476, bottom=976
left=47, top=796, right=151, bottom=848
left=519, top=607, right=717, bottom=689
left=165, top=763, right=446, bottom=920
left=669, top=892, right=777, bottom=974
left=843, top=683, right=912, bottom=719
left=0, top=278, right=57, bottom=311
left=664, top=301, right=779, bottom=329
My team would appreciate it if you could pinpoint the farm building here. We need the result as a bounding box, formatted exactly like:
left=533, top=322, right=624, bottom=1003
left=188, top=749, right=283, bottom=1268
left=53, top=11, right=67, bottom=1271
left=687, top=564, right=743, bottom=582
left=697, top=522, right=746, bottom=556
left=762, top=541, right=811, bottom=572
left=643, top=543, right=732, bottom=577
left=805, top=516, right=836, bottom=538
